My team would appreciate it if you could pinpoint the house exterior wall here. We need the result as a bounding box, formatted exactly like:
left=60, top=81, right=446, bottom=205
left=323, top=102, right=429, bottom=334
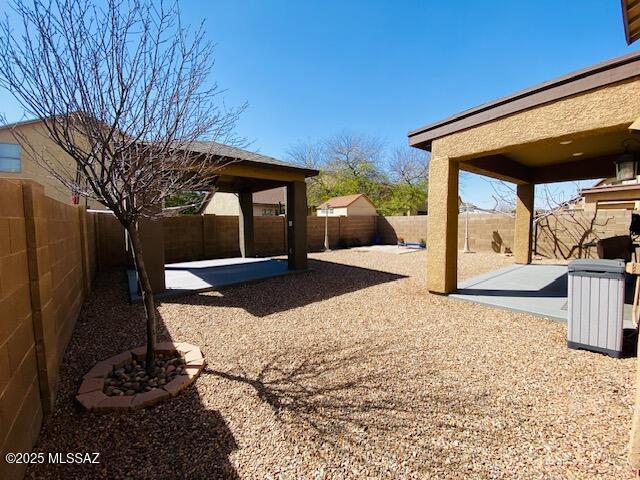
left=317, top=198, right=377, bottom=217
left=345, top=197, right=377, bottom=216
left=204, top=192, right=240, bottom=215
left=0, top=123, right=104, bottom=209
left=204, top=192, right=282, bottom=216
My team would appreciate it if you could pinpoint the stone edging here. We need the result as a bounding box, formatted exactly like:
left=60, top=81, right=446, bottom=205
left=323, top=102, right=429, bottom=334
left=75, top=342, right=205, bottom=412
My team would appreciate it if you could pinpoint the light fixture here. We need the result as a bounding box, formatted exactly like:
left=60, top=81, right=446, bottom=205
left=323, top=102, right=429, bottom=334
left=559, top=140, right=573, bottom=145
left=572, top=152, right=584, bottom=157
left=615, top=139, right=639, bottom=181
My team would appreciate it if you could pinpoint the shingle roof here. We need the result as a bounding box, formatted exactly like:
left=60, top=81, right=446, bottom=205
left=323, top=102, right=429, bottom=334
left=317, top=193, right=374, bottom=209
left=0, top=116, right=318, bottom=177
left=187, top=141, right=317, bottom=176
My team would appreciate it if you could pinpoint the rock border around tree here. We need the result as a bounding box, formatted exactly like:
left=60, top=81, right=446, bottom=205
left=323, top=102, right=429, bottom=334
left=76, top=342, right=205, bottom=412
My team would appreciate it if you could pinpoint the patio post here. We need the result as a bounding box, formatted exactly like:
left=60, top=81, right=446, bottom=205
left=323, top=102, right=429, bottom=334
left=426, top=156, right=459, bottom=294
left=514, top=183, right=535, bottom=264
left=238, top=190, right=255, bottom=257
left=137, top=218, right=166, bottom=293
left=287, top=181, right=308, bottom=270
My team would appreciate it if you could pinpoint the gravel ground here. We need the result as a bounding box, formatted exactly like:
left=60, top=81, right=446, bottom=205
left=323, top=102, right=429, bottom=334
left=26, top=250, right=635, bottom=479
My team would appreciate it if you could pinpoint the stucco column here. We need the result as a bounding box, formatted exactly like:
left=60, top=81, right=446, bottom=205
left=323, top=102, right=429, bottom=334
left=287, top=181, right=308, bottom=270
left=238, top=191, right=255, bottom=258
left=137, top=218, right=165, bottom=293
left=426, top=156, right=458, bottom=294
left=514, top=183, right=534, bottom=264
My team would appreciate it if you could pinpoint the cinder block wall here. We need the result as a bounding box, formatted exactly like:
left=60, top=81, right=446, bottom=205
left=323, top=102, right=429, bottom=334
left=307, top=216, right=340, bottom=251
left=97, top=210, right=638, bottom=266
left=378, top=216, right=428, bottom=244
left=535, top=210, right=632, bottom=259
left=458, top=214, right=515, bottom=253
left=0, top=179, right=97, bottom=480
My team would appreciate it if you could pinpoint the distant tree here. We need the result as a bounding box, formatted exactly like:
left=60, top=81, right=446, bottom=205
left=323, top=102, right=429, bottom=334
left=165, top=191, right=207, bottom=214
left=288, top=132, right=389, bottom=208
left=380, top=147, right=428, bottom=215
left=0, top=0, right=245, bottom=374
left=388, top=146, right=429, bottom=186
left=287, top=139, right=333, bottom=208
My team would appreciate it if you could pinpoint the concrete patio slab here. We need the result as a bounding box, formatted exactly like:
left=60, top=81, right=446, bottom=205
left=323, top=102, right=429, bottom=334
left=128, top=257, right=304, bottom=302
left=451, top=263, right=637, bottom=328
left=451, top=264, right=569, bottom=320
left=351, top=245, right=422, bottom=255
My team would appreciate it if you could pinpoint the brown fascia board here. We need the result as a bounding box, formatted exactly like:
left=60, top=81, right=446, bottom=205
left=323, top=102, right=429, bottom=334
left=408, top=50, right=640, bottom=151
left=237, top=159, right=319, bottom=178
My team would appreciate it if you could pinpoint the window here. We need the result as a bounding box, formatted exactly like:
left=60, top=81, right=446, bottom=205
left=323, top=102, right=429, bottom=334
left=0, top=143, right=21, bottom=173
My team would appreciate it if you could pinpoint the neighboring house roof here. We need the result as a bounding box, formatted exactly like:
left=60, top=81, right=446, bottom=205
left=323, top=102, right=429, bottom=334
left=253, top=187, right=285, bottom=205
left=408, top=51, right=640, bottom=150
left=0, top=117, right=318, bottom=177
left=317, top=193, right=375, bottom=209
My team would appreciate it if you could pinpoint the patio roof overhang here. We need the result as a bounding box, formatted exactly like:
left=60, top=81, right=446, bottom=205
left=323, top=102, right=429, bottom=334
left=182, top=141, right=318, bottom=193
left=409, top=51, right=640, bottom=185
left=622, top=0, right=640, bottom=44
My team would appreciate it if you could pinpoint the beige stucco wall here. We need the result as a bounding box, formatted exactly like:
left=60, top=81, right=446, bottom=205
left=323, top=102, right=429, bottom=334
left=346, top=197, right=377, bottom=216
left=204, top=192, right=240, bottom=215
left=0, top=123, right=104, bottom=209
left=204, top=192, right=280, bottom=216
left=431, top=79, right=640, bottom=161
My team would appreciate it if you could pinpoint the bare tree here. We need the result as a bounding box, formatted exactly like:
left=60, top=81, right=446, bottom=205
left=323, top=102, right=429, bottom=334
left=0, top=0, right=245, bottom=374
left=324, top=132, right=387, bottom=185
left=388, top=146, right=428, bottom=186
left=534, top=184, right=610, bottom=259
left=483, top=179, right=516, bottom=215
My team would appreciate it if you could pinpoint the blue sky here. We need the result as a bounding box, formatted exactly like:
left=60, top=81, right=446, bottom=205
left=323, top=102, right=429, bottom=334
left=1, top=0, right=638, bottom=207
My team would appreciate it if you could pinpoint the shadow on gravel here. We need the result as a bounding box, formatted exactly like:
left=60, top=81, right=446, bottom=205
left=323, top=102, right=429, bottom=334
left=203, top=342, right=491, bottom=470
left=26, top=270, right=239, bottom=480
left=161, top=258, right=408, bottom=317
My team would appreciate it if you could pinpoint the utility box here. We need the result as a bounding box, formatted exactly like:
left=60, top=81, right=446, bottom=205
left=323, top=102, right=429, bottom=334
left=567, top=259, right=626, bottom=358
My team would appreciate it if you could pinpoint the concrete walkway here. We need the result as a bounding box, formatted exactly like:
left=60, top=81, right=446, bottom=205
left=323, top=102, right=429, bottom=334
left=128, top=257, right=298, bottom=301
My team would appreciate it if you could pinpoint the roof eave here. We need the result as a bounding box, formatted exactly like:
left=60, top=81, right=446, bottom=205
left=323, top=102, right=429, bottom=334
left=408, top=50, right=640, bottom=150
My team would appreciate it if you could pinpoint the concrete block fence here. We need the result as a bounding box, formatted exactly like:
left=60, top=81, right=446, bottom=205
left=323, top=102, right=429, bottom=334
left=93, top=211, right=636, bottom=266
left=0, top=179, right=97, bottom=480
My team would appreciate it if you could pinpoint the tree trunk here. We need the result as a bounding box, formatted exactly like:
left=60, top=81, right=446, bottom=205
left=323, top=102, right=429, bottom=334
left=128, top=221, right=157, bottom=375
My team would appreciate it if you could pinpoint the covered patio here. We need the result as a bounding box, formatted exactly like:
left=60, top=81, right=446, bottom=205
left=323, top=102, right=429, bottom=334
left=409, top=50, right=640, bottom=469
left=409, top=51, right=640, bottom=295
left=133, top=143, right=318, bottom=297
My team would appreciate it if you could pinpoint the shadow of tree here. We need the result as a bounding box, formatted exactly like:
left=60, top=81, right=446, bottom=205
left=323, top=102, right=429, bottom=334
left=203, top=343, right=496, bottom=470
left=535, top=210, right=612, bottom=260
left=161, top=258, right=408, bottom=317
left=25, top=270, right=240, bottom=480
